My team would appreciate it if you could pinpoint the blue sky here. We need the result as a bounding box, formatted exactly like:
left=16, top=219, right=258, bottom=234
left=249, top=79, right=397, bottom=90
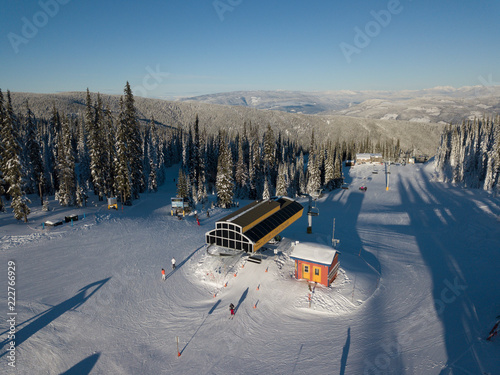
left=1, top=0, right=499, bottom=98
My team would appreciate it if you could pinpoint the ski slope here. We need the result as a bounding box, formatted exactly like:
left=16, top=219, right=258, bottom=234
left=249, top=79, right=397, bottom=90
left=1, top=162, right=499, bottom=374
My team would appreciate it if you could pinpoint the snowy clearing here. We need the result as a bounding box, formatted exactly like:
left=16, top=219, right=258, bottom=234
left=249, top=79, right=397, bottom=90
left=1, top=162, right=499, bottom=374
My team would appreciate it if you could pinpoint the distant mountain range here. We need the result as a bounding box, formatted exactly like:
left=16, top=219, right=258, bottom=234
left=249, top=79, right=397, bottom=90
left=178, top=86, right=500, bottom=124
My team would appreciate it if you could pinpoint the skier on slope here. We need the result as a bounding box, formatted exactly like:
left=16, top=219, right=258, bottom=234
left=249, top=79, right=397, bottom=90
left=229, top=303, right=235, bottom=319
left=487, top=320, right=499, bottom=341
left=161, top=268, right=166, bottom=281
left=171, top=258, right=176, bottom=270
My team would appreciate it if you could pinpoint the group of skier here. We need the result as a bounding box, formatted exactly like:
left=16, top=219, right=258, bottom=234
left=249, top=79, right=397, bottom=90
left=161, top=258, right=176, bottom=281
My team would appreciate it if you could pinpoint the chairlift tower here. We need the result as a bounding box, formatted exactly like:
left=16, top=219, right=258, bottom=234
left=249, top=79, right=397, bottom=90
left=307, top=189, right=321, bottom=234
left=386, top=162, right=391, bottom=191
left=332, top=218, right=340, bottom=248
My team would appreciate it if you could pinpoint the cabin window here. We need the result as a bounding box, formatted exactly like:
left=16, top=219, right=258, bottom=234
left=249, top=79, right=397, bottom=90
left=315, top=268, right=320, bottom=276
left=304, top=265, right=309, bottom=273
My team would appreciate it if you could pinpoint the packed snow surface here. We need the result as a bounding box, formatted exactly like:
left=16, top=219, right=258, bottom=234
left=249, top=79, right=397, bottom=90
left=1, top=162, right=499, bottom=374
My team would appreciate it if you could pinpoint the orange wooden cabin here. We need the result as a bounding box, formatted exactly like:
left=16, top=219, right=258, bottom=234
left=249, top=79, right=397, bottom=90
left=290, top=242, right=340, bottom=287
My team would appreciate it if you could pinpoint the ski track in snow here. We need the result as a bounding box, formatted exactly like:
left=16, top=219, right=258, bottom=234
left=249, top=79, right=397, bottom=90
left=0, top=162, right=499, bottom=374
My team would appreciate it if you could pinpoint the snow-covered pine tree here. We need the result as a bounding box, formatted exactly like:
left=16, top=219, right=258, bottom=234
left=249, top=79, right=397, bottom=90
left=40, top=118, right=55, bottom=196
left=23, top=101, right=43, bottom=197
left=143, top=119, right=152, bottom=191
left=177, top=168, right=188, bottom=199
left=275, top=163, right=288, bottom=197
left=484, top=116, right=500, bottom=191
left=235, top=134, right=248, bottom=196
left=287, top=161, right=298, bottom=197
left=317, top=145, right=326, bottom=186
left=306, top=131, right=321, bottom=194
left=262, top=175, right=271, bottom=200
left=216, top=136, right=234, bottom=208
left=324, top=146, right=334, bottom=187
left=103, top=106, right=116, bottom=198
left=2, top=91, right=30, bottom=221
left=76, top=112, right=91, bottom=191
left=197, top=175, right=207, bottom=204
left=196, top=129, right=207, bottom=203
left=56, top=115, right=76, bottom=206
left=306, top=157, right=321, bottom=194
left=263, top=124, right=276, bottom=173
left=250, top=124, right=262, bottom=199
left=298, top=151, right=306, bottom=195
left=435, top=123, right=453, bottom=180
left=86, top=90, right=105, bottom=200
left=0, top=89, right=6, bottom=211
left=147, top=117, right=158, bottom=193
left=75, top=183, right=85, bottom=207
left=246, top=128, right=257, bottom=200
left=185, top=174, right=193, bottom=204
left=334, top=152, right=343, bottom=182
left=436, top=116, right=499, bottom=191
left=123, top=82, right=144, bottom=199
left=49, top=105, right=62, bottom=192
left=189, top=115, right=202, bottom=186
left=156, top=137, right=166, bottom=186
left=113, top=100, right=132, bottom=205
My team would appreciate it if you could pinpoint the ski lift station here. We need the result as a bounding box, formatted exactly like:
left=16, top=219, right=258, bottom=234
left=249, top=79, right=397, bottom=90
left=171, top=197, right=191, bottom=216
left=205, top=197, right=303, bottom=253
left=107, top=197, right=118, bottom=210
left=290, top=242, right=340, bottom=287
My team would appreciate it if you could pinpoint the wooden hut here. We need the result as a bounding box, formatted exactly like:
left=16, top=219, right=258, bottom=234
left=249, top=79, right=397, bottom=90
left=290, top=242, right=340, bottom=287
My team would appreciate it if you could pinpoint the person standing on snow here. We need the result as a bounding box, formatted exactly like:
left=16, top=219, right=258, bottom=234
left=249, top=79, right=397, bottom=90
left=171, top=258, right=176, bottom=270
left=161, top=268, right=166, bottom=281
left=229, top=303, right=235, bottom=319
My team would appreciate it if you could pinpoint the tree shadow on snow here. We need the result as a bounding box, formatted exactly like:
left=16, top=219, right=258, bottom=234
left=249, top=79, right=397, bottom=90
left=338, top=179, right=403, bottom=373
left=290, top=344, right=304, bottom=375
left=397, top=168, right=500, bottom=374
left=60, top=353, right=100, bottom=375
left=235, top=287, right=249, bottom=313
left=180, top=299, right=221, bottom=355
left=166, top=244, right=206, bottom=280
left=0, top=278, right=110, bottom=357
left=339, top=327, right=351, bottom=375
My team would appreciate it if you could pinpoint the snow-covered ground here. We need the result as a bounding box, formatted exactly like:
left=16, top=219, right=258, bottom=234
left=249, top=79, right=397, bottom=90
left=1, top=162, right=500, bottom=374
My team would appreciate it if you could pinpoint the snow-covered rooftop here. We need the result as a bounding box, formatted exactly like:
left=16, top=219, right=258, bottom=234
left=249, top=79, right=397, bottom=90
left=356, top=153, right=372, bottom=159
left=290, top=242, right=337, bottom=265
